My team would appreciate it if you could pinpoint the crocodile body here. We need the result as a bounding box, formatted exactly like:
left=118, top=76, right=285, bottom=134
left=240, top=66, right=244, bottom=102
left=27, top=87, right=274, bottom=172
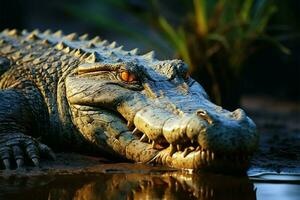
left=0, top=29, right=258, bottom=173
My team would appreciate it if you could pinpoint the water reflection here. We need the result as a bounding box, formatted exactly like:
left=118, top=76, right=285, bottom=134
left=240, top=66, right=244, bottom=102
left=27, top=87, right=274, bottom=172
left=251, top=173, right=300, bottom=200
left=1, top=171, right=256, bottom=200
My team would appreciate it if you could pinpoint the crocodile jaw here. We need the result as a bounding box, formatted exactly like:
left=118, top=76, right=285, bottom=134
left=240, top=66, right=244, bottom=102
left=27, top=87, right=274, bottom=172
left=126, top=112, right=257, bottom=173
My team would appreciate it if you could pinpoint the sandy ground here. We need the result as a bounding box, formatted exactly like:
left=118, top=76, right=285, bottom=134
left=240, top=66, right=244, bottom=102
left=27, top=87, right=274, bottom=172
left=0, top=96, right=299, bottom=177
left=242, top=96, right=300, bottom=174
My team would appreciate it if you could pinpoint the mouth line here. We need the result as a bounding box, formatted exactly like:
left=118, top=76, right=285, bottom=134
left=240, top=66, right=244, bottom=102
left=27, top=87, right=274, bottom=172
left=72, top=104, right=253, bottom=171
left=127, top=120, right=252, bottom=169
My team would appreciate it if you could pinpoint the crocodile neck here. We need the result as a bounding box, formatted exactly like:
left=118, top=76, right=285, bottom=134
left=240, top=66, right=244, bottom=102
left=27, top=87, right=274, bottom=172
left=0, top=33, right=87, bottom=150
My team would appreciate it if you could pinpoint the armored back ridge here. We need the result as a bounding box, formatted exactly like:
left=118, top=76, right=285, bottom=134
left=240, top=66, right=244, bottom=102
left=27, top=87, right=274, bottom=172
left=0, top=29, right=258, bottom=173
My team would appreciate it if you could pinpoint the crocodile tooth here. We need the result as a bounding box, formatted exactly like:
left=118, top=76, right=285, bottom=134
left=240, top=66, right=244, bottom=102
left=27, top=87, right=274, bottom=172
left=210, top=189, right=214, bottom=197
left=200, top=187, right=204, bottom=195
left=139, top=134, right=148, bottom=142
left=206, top=150, right=211, bottom=163
left=149, top=180, right=154, bottom=186
left=3, top=159, right=10, bottom=169
left=127, top=121, right=134, bottom=130
left=182, top=148, right=189, bottom=157
left=152, top=140, right=156, bottom=148
left=32, top=158, right=40, bottom=167
left=16, top=159, right=24, bottom=169
left=176, top=144, right=181, bottom=151
left=175, top=181, right=179, bottom=191
left=211, top=152, right=215, bottom=160
left=201, top=151, right=206, bottom=160
left=169, top=144, right=176, bottom=156
left=196, top=146, right=200, bottom=151
left=132, top=127, right=141, bottom=135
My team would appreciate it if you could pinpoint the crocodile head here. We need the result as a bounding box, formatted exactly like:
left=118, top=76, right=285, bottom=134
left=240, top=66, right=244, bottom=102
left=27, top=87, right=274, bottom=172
left=65, top=55, right=258, bottom=173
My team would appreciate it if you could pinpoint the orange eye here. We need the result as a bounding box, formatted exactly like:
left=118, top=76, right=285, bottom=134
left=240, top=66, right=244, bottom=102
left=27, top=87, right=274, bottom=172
left=120, top=71, right=137, bottom=82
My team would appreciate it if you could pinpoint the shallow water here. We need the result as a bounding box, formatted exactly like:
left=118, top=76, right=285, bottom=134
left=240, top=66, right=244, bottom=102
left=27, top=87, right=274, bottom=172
left=1, top=171, right=299, bottom=200
left=251, top=173, right=300, bottom=200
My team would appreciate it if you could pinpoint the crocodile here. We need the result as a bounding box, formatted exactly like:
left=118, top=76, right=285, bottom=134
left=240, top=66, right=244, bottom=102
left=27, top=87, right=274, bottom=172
left=0, top=29, right=258, bottom=173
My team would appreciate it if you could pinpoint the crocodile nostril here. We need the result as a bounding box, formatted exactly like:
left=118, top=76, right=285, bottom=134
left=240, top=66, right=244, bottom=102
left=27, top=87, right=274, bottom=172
left=196, top=109, right=212, bottom=124
left=196, top=109, right=207, bottom=116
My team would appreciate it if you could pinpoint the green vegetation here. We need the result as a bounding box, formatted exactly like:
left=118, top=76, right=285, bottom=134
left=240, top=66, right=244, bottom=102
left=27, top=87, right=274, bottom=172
left=65, top=0, right=289, bottom=108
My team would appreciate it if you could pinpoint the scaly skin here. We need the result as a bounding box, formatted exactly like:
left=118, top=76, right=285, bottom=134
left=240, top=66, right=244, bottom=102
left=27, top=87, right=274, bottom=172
left=0, top=29, right=258, bottom=173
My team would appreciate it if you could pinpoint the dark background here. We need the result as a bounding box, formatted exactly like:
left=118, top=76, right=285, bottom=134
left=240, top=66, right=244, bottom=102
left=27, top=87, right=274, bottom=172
left=0, top=0, right=299, bottom=101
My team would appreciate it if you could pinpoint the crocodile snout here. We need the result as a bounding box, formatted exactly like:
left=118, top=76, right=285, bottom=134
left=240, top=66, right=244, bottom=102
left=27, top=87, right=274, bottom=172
left=197, top=108, right=258, bottom=154
left=132, top=104, right=258, bottom=171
